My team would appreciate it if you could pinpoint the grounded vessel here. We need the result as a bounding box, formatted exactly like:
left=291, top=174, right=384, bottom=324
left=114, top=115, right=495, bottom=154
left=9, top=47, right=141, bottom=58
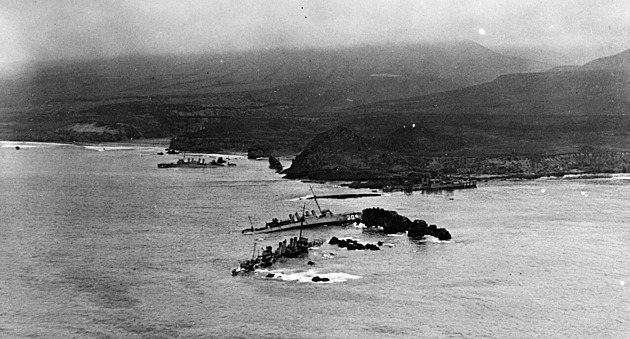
left=241, top=189, right=362, bottom=235
left=158, top=154, right=230, bottom=168
left=232, top=235, right=324, bottom=275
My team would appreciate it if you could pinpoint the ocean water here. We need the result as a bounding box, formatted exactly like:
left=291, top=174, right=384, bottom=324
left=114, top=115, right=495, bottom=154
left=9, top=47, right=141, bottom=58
left=0, top=141, right=629, bottom=338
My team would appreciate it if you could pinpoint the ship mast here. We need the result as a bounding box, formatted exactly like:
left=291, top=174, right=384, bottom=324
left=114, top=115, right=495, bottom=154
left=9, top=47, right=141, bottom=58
left=248, top=216, right=254, bottom=232
left=299, top=203, right=306, bottom=240
left=309, top=185, right=322, bottom=215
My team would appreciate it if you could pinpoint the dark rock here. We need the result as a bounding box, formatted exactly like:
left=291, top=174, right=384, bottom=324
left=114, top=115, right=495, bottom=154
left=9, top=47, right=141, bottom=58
left=365, top=243, right=381, bottom=251
left=362, top=207, right=451, bottom=240
left=268, top=155, right=283, bottom=173
left=362, top=207, right=412, bottom=234
left=247, top=146, right=271, bottom=159
left=217, top=157, right=226, bottom=164
left=307, top=261, right=315, bottom=266
left=266, top=273, right=275, bottom=278
left=329, top=237, right=381, bottom=251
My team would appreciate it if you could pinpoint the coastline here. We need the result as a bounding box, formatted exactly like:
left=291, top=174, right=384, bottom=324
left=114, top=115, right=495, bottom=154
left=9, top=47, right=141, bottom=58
left=1, top=138, right=171, bottom=148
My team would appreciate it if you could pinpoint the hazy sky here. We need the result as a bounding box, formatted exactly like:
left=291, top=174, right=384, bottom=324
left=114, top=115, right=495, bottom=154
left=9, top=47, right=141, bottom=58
left=1, top=0, right=629, bottom=64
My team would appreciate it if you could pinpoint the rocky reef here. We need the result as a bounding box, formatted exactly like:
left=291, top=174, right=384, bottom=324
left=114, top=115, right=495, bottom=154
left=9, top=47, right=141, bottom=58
left=361, top=208, right=452, bottom=241
left=329, top=237, right=381, bottom=251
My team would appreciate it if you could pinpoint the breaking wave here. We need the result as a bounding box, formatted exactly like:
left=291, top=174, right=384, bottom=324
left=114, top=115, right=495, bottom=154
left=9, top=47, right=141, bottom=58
left=419, top=235, right=452, bottom=244
left=257, top=269, right=361, bottom=283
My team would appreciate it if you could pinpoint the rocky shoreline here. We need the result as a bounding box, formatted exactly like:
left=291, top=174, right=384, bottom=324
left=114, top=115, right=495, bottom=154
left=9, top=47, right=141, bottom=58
left=280, top=126, right=630, bottom=188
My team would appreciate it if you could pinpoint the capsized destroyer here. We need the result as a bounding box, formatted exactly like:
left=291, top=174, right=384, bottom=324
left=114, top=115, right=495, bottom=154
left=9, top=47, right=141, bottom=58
left=241, top=190, right=362, bottom=235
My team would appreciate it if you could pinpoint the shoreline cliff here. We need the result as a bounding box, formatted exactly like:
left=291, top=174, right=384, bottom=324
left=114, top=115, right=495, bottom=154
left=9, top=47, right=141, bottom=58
left=282, top=126, right=630, bottom=186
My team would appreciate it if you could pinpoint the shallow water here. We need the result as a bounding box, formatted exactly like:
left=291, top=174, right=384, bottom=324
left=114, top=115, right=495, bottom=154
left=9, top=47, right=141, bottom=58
left=1, top=142, right=629, bottom=338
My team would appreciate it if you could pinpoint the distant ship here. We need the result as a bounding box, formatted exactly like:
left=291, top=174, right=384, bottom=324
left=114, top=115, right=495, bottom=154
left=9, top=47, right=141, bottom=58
left=382, top=175, right=477, bottom=192
left=412, top=175, right=476, bottom=192
left=157, top=157, right=225, bottom=168
left=158, top=154, right=233, bottom=168
left=242, top=189, right=362, bottom=235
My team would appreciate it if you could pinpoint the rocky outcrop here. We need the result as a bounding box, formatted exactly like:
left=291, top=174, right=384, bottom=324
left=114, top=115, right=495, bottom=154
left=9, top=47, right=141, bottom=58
left=329, top=237, right=381, bottom=251
left=282, top=126, right=392, bottom=180
left=362, top=208, right=451, bottom=241
left=283, top=126, right=630, bottom=182
left=268, top=155, right=283, bottom=173
left=430, top=152, right=630, bottom=176
left=247, top=146, right=271, bottom=159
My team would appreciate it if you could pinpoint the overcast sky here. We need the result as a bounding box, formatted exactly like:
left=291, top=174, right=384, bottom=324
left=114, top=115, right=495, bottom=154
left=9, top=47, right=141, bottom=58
left=1, top=0, right=629, bottom=64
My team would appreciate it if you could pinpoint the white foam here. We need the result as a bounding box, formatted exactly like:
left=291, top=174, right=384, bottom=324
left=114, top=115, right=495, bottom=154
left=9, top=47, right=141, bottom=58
left=386, top=232, right=407, bottom=237
left=420, top=235, right=451, bottom=244
left=610, top=174, right=630, bottom=180
left=257, top=269, right=361, bottom=283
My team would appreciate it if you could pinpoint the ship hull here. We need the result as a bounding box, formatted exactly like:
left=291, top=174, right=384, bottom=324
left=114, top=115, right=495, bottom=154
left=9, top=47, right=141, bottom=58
left=157, top=163, right=223, bottom=168
left=242, top=212, right=362, bottom=235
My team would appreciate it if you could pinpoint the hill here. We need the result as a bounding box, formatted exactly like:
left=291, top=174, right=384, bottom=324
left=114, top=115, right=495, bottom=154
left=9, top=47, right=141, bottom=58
left=0, top=41, right=549, bottom=142
left=488, top=46, right=575, bottom=66
left=582, top=48, right=630, bottom=70
left=283, top=70, right=630, bottom=181
left=341, top=69, right=630, bottom=154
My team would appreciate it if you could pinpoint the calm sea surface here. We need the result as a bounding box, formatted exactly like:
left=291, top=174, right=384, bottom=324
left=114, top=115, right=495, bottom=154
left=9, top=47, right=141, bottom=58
left=0, top=141, right=629, bottom=338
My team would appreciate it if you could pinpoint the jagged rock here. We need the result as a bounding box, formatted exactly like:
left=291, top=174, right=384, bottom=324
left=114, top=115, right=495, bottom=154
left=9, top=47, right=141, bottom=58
left=328, top=237, right=381, bottom=251
left=365, top=243, right=380, bottom=251
left=269, top=155, right=283, bottom=173
left=362, top=207, right=411, bottom=234
left=362, top=207, right=451, bottom=240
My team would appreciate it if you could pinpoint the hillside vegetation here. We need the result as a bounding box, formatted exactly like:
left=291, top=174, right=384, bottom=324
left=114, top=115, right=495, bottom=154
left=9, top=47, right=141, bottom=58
left=0, top=41, right=548, bottom=143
